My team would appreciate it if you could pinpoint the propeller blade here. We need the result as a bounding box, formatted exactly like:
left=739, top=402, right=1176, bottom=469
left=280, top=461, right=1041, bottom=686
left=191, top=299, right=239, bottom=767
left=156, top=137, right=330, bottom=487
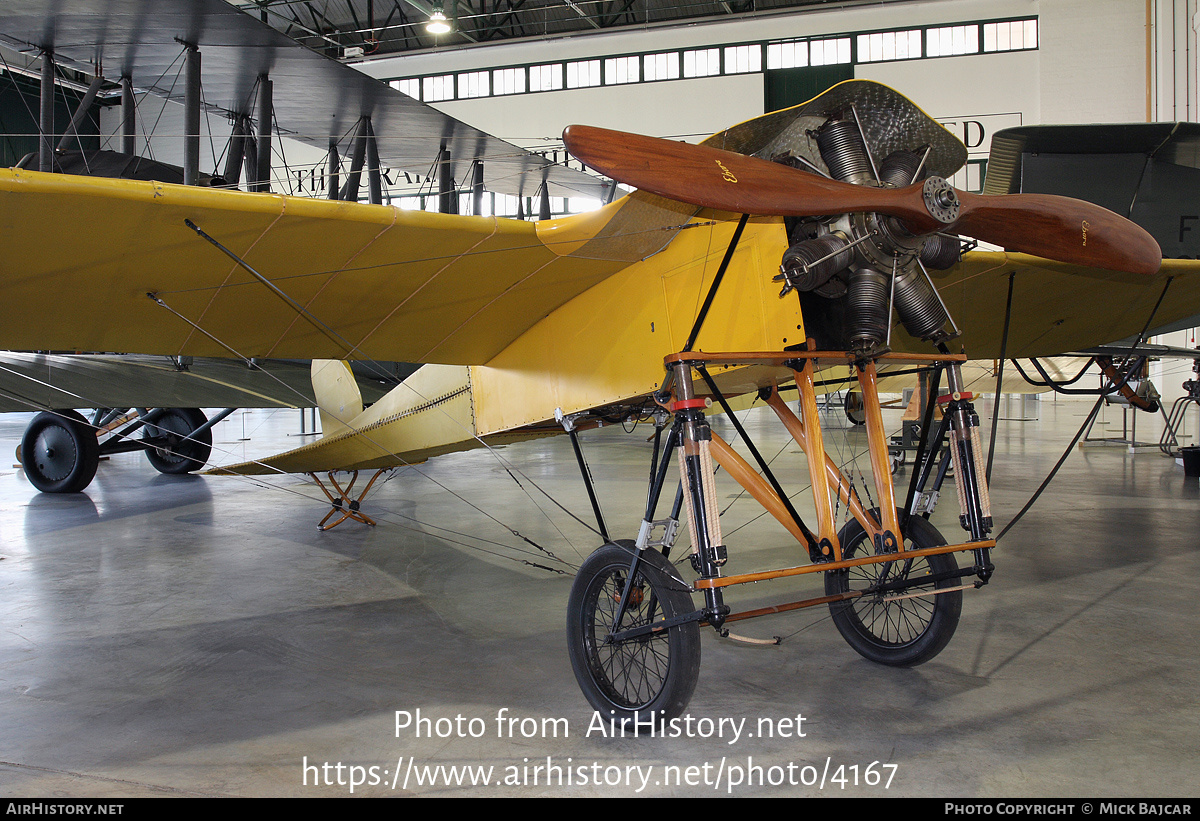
left=563, top=124, right=896, bottom=217
left=953, top=190, right=1162, bottom=276
left=563, top=125, right=1162, bottom=276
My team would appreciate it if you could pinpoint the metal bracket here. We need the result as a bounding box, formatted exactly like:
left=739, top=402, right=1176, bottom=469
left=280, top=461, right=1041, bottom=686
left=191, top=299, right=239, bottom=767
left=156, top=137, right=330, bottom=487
left=554, top=407, right=588, bottom=433
left=635, top=516, right=680, bottom=552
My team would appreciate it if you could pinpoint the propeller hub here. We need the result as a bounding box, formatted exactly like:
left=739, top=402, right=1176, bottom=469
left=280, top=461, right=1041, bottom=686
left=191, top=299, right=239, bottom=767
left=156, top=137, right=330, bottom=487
left=922, top=177, right=959, bottom=224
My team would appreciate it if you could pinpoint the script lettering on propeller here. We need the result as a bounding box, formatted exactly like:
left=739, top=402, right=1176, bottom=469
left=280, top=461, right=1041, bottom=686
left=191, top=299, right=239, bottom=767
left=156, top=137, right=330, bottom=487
left=1082, top=219, right=1090, bottom=246
left=715, top=159, right=738, bottom=184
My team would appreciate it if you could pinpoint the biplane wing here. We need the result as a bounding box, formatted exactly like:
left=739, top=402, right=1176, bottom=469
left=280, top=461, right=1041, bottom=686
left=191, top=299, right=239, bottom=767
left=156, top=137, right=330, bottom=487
left=0, top=352, right=404, bottom=413
left=0, top=0, right=607, bottom=200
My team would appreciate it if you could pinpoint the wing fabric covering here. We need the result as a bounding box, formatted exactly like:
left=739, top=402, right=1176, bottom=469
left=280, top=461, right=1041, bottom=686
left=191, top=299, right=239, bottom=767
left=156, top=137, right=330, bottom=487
left=0, top=169, right=689, bottom=366
left=912, top=255, right=1200, bottom=359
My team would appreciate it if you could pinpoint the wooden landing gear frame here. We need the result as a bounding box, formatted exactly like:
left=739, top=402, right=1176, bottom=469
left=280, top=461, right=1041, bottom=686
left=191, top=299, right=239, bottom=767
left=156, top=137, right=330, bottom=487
left=309, top=469, right=385, bottom=530
left=566, top=345, right=997, bottom=724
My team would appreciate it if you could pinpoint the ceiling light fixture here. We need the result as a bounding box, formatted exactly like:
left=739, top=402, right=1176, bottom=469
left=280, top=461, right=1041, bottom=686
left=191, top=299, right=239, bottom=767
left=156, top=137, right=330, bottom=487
left=426, top=9, right=451, bottom=35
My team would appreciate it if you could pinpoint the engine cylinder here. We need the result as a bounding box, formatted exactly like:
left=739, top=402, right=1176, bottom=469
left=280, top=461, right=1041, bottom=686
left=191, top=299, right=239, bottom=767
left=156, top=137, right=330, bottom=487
left=817, top=120, right=875, bottom=184
left=878, top=148, right=926, bottom=188
left=780, top=235, right=853, bottom=292
left=846, top=267, right=891, bottom=350
left=919, top=232, right=962, bottom=270
left=893, top=265, right=951, bottom=341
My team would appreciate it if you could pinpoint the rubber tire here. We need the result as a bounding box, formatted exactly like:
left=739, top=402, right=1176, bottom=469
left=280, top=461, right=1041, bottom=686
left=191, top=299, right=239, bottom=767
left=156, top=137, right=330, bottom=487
left=144, top=408, right=212, bottom=474
left=824, top=510, right=961, bottom=666
left=21, top=410, right=100, bottom=493
left=844, top=391, right=866, bottom=425
left=567, top=542, right=700, bottom=725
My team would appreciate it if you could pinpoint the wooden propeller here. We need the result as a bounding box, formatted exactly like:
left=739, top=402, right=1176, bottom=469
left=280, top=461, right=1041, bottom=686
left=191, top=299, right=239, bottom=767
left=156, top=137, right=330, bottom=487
left=563, top=125, right=1163, bottom=276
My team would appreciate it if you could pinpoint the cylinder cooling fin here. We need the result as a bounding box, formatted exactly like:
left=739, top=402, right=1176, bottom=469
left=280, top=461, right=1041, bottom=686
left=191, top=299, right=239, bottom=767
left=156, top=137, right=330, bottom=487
left=892, top=265, right=951, bottom=341
left=919, top=232, right=963, bottom=270
left=846, top=267, right=891, bottom=350
left=816, top=119, right=875, bottom=185
left=878, top=147, right=927, bottom=188
left=779, top=234, right=853, bottom=295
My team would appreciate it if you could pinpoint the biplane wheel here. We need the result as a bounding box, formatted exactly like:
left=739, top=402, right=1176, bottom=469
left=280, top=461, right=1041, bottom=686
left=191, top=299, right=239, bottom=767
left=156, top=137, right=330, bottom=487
left=143, top=408, right=212, bottom=474
left=823, top=511, right=961, bottom=666
left=844, top=392, right=866, bottom=425
left=567, top=542, right=700, bottom=725
left=21, top=410, right=100, bottom=493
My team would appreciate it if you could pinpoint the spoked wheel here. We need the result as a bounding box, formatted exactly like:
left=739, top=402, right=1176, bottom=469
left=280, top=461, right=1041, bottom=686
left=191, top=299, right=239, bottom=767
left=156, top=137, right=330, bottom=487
left=21, top=410, right=101, bottom=493
left=567, top=542, right=700, bottom=724
left=143, top=408, right=212, bottom=474
left=824, top=510, right=962, bottom=666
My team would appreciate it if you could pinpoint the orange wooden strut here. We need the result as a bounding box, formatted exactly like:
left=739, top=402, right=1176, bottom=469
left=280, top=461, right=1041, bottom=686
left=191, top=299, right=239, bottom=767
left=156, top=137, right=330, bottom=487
left=762, top=387, right=878, bottom=543
left=856, top=359, right=902, bottom=549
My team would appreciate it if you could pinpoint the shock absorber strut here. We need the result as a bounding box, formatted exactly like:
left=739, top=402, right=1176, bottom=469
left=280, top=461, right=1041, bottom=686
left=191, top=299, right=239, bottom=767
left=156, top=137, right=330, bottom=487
left=671, top=362, right=730, bottom=629
left=940, top=359, right=994, bottom=579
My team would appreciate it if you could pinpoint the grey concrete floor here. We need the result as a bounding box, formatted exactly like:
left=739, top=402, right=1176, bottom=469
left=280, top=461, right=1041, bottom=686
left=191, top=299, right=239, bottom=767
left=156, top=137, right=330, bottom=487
left=0, top=396, right=1197, bottom=797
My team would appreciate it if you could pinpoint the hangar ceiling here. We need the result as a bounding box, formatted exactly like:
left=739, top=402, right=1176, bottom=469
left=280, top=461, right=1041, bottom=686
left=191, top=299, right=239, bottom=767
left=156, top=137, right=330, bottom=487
left=227, top=0, right=927, bottom=58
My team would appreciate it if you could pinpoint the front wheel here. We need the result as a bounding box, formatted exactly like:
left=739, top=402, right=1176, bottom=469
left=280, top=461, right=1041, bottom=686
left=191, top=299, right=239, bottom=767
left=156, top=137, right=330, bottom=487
left=21, top=410, right=100, bottom=493
left=824, top=511, right=961, bottom=666
left=567, top=542, right=700, bottom=725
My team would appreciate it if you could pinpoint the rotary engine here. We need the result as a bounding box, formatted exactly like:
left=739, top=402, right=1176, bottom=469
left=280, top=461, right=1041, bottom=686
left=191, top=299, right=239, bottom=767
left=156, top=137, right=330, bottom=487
left=776, top=116, right=964, bottom=352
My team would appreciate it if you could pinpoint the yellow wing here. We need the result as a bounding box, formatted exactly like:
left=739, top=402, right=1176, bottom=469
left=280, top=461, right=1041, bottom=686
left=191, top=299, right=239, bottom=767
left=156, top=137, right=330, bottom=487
left=0, top=168, right=693, bottom=365
left=914, top=254, right=1200, bottom=359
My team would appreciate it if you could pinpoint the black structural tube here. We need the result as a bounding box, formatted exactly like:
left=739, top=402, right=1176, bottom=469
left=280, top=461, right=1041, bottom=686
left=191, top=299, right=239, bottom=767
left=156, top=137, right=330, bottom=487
left=683, top=214, right=750, bottom=352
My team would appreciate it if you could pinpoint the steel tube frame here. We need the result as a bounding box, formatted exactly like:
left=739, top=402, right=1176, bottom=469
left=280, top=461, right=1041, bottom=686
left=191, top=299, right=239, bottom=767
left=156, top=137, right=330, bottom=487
left=255, top=74, right=272, bottom=192
left=341, top=118, right=367, bottom=202
left=39, top=51, right=54, bottom=173
left=184, top=45, right=201, bottom=186
left=365, top=118, right=382, bottom=205
left=326, top=138, right=340, bottom=200
left=121, top=76, right=136, bottom=156
left=56, top=74, right=104, bottom=154
left=437, top=142, right=455, bottom=214
left=224, top=116, right=246, bottom=187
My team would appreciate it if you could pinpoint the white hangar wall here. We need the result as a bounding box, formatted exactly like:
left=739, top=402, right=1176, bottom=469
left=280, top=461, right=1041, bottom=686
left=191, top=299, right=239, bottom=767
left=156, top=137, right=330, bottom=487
left=356, top=0, right=1154, bottom=152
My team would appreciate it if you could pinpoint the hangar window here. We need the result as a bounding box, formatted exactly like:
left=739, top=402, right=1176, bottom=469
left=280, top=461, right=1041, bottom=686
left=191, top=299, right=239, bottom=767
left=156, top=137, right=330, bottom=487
left=529, top=63, right=563, bottom=92
left=683, top=48, right=721, bottom=77
left=644, top=52, right=680, bottom=81
left=457, top=71, right=490, bottom=99
left=385, top=16, right=1037, bottom=108
left=495, top=194, right=521, bottom=217
left=983, top=19, right=1038, bottom=52
left=723, top=44, right=762, bottom=74
left=493, top=67, right=526, bottom=96
left=567, top=59, right=602, bottom=88
left=766, top=40, right=809, bottom=70
left=423, top=74, right=455, bottom=102
left=926, top=24, right=979, bottom=56
left=856, top=29, right=922, bottom=63
left=391, top=78, right=420, bottom=99
left=604, top=56, right=640, bottom=85
left=809, top=37, right=851, bottom=66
